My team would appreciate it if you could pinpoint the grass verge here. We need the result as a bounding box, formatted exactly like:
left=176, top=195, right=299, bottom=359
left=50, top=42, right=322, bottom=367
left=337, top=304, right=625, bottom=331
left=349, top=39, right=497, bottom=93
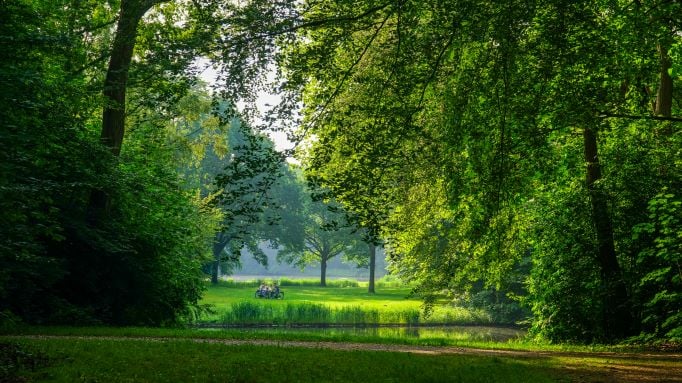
left=0, top=326, right=658, bottom=353
left=7, top=337, right=559, bottom=383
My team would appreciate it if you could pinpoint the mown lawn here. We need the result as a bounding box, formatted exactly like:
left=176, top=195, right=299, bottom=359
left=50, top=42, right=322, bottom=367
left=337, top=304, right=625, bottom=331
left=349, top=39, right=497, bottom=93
left=202, top=284, right=418, bottom=310
left=8, top=337, right=558, bottom=383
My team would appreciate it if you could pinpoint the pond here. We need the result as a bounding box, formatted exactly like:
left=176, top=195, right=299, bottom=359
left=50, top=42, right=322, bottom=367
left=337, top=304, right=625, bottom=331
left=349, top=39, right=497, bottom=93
left=200, top=325, right=525, bottom=343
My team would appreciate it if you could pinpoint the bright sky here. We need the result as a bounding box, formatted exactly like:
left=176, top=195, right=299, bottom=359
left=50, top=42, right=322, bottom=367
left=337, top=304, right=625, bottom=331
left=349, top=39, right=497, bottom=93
left=195, top=58, right=295, bottom=154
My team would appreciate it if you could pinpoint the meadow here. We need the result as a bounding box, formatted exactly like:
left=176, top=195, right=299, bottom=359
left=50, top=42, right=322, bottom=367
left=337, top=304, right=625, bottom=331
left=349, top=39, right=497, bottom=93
left=3, top=337, right=560, bottom=383
left=4, top=278, right=679, bottom=382
left=199, top=278, right=492, bottom=326
left=3, top=331, right=680, bottom=383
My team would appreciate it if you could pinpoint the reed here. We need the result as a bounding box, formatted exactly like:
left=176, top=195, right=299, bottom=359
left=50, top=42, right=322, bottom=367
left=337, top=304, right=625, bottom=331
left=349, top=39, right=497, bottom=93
left=216, top=301, right=490, bottom=326
left=216, top=278, right=362, bottom=288
left=214, top=276, right=407, bottom=289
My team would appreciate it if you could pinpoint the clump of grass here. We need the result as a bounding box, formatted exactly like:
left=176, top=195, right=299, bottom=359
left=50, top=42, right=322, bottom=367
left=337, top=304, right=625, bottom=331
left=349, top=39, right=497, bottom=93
left=428, top=306, right=492, bottom=325
left=276, top=278, right=361, bottom=287
left=216, top=301, right=489, bottom=326
left=374, top=275, right=407, bottom=288
left=0, top=342, right=51, bottom=382
left=215, top=278, right=361, bottom=288
left=221, top=302, right=380, bottom=325
left=214, top=279, right=261, bottom=288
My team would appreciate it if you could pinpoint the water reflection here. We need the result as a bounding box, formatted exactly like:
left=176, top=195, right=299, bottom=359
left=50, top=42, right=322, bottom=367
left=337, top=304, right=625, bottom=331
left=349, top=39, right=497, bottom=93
left=215, top=326, right=525, bottom=343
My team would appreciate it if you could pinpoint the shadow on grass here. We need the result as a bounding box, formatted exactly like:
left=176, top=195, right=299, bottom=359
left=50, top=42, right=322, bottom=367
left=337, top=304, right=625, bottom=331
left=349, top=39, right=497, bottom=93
left=18, top=337, right=560, bottom=383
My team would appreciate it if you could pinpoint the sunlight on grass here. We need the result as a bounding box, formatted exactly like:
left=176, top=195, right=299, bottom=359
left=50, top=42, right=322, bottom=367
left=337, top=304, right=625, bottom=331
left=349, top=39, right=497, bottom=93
left=199, top=283, right=490, bottom=326
left=12, top=338, right=558, bottom=383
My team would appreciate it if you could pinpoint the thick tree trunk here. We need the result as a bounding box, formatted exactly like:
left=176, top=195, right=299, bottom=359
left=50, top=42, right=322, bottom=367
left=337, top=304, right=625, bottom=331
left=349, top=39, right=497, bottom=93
left=87, top=0, right=156, bottom=225
left=655, top=44, right=673, bottom=117
left=320, top=256, right=327, bottom=287
left=583, top=127, right=631, bottom=340
left=368, top=243, right=376, bottom=294
left=101, top=0, right=155, bottom=155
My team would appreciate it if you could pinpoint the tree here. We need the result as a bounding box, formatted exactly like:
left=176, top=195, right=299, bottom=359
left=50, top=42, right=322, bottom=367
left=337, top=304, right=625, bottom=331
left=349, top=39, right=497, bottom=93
left=0, top=0, right=225, bottom=325
left=209, top=119, right=288, bottom=283
left=279, top=0, right=682, bottom=341
left=341, top=233, right=383, bottom=294
left=277, top=185, right=365, bottom=287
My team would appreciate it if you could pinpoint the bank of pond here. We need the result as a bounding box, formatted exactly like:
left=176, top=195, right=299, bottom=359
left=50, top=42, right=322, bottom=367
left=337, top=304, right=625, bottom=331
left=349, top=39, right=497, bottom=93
left=200, top=280, right=502, bottom=328
left=196, top=325, right=525, bottom=343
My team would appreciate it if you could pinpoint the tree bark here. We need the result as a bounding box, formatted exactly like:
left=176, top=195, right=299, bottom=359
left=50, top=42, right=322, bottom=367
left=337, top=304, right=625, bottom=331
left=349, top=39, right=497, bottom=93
left=211, top=260, right=221, bottom=284
left=583, top=126, right=631, bottom=340
left=87, top=0, right=157, bottom=225
left=320, top=255, right=327, bottom=287
left=368, top=243, right=376, bottom=294
left=101, top=0, right=158, bottom=155
left=211, top=233, right=231, bottom=285
left=655, top=44, right=673, bottom=117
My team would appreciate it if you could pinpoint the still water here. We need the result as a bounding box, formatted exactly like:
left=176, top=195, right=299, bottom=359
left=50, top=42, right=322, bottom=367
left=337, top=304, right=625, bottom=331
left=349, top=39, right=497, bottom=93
left=202, top=325, right=525, bottom=343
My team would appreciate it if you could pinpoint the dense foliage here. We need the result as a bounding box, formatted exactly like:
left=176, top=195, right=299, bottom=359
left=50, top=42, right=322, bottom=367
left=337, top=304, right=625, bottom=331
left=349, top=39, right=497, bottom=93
left=1, top=0, right=679, bottom=344
left=280, top=0, right=682, bottom=342
left=0, top=0, right=219, bottom=325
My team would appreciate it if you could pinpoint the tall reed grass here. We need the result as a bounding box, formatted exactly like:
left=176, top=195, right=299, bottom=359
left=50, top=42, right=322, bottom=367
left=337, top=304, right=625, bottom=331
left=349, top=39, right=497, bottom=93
left=216, top=276, right=405, bottom=289
left=215, top=301, right=490, bottom=326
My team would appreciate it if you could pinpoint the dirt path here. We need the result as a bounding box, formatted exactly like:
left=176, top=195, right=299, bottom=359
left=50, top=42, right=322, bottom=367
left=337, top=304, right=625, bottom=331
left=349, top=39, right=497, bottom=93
left=9, top=335, right=682, bottom=383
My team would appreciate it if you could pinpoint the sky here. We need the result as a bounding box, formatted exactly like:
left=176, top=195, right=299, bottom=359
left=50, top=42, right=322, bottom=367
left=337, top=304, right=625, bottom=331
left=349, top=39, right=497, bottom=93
left=196, top=58, right=296, bottom=154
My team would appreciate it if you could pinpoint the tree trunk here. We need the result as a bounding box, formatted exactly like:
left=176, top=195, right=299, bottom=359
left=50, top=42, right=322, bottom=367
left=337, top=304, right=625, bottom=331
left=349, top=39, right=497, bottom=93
left=87, top=0, right=156, bottom=225
left=583, top=126, right=631, bottom=340
left=211, top=233, right=231, bottom=285
left=101, top=0, right=156, bottom=155
left=320, top=256, right=327, bottom=287
left=211, top=260, right=221, bottom=284
left=368, top=243, right=376, bottom=294
left=655, top=44, right=673, bottom=117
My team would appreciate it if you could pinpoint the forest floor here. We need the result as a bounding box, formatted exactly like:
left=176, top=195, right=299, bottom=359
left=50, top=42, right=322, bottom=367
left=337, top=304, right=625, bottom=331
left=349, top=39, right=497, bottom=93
left=5, top=334, right=681, bottom=383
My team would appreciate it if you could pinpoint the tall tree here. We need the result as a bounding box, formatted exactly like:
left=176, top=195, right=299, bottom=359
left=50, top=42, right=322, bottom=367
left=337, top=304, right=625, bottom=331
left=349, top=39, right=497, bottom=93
left=280, top=0, right=682, bottom=341
left=277, top=188, right=365, bottom=287
left=209, top=118, right=285, bottom=283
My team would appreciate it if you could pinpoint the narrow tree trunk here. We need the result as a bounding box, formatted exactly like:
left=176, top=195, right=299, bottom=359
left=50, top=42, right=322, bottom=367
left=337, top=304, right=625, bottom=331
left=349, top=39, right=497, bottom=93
left=655, top=44, right=673, bottom=117
left=583, top=127, right=631, bottom=340
left=211, top=233, right=231, bottom=285
left=320, top=256, right=327, bottom=287
left=211, top=261, right=221, bottom=284
left=368, top=243, right=376, bottom=294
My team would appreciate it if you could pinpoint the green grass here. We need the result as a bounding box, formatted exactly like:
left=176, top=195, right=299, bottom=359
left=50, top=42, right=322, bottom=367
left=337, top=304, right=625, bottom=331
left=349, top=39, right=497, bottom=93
left=216, top=275, right=407, bottom=288
left=200, top=283, right=490, bottom=326
left=6, top=337, right=560, bottom=383
left=0, top=325, right=666, bottom=353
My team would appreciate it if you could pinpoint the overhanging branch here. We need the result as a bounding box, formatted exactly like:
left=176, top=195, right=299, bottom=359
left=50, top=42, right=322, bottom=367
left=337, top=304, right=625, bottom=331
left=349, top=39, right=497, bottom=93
left=599, top=112, right=682, bottom=123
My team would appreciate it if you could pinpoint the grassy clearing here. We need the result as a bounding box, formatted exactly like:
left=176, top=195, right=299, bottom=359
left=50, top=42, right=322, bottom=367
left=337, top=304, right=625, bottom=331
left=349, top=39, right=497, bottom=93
left=6, top=337, right=559, bottom=383
left=200, top=283, right=490, bottom=326
left=5, top=334, right=680, bottom=383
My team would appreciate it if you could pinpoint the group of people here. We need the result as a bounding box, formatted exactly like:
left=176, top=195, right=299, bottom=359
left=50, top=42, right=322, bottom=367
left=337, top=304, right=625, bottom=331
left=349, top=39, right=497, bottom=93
left=256, top=282, right=281, bottom=298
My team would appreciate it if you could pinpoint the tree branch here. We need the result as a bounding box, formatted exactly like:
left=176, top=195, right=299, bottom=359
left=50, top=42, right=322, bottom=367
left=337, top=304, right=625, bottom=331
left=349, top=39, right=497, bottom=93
left=599, top=112, right=682, bottom=123
left=250, top=2, right=394, bottom=38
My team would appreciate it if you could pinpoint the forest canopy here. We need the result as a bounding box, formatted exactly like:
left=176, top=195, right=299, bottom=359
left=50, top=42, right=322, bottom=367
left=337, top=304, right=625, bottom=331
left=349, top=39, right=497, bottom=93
left=0, top=0, right=680, bottom=344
